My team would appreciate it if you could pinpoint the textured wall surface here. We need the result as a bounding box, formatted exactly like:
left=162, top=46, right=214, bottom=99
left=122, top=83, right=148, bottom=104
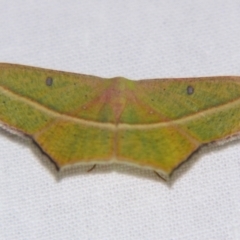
left=0, top=1, right=240, bottom=239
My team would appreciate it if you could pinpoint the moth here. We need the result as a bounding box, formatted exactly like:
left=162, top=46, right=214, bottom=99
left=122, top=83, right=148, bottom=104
left=0, top=63, right=239, bottom=179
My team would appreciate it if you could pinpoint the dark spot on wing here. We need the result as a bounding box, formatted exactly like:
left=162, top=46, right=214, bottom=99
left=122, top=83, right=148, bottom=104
left=187, top=86, right=194, bottom=95
left=46, top=77, right=53, bottom=86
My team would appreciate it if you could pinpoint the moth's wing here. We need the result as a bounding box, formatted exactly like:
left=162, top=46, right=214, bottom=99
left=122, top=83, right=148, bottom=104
left=117, top=77, right=240, bottom=177
left=0, top=63, right=115, bottom=168
left=2, top=64, right=240, bottom=177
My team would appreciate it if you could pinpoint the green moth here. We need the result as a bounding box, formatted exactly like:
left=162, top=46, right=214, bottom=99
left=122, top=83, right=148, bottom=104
left=0, top=63, right=239, bottom=179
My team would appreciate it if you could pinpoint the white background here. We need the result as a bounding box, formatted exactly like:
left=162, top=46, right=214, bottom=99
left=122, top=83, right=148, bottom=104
left=0, top=1, right=240, bottom=239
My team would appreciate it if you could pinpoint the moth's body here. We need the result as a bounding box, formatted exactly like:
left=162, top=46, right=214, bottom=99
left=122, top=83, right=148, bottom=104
left=0, top=63, right=240, bottom=179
